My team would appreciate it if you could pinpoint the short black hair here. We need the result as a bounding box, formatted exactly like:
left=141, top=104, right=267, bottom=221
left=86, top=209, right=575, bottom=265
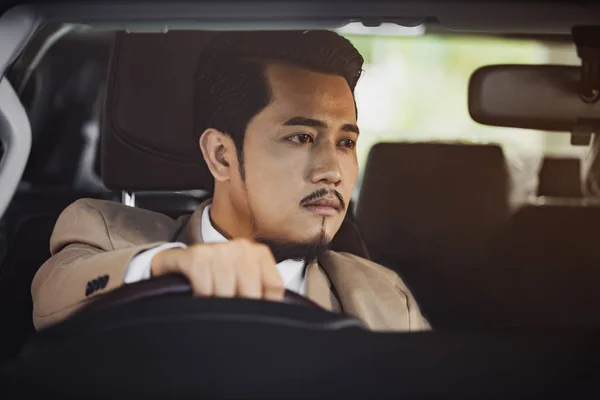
left=193, top=30, right=364, bottom=184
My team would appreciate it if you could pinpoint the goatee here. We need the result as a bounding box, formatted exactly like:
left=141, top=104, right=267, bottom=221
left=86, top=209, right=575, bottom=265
left=254, top=226, right=331, bottom=265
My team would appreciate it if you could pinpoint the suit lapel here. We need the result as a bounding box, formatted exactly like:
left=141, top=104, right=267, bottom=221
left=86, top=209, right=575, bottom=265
left=318, top=252, right=409, bottom=331
left=174, top=199, right=211, bottom=245
left=305, top=261, right=341, bottom=312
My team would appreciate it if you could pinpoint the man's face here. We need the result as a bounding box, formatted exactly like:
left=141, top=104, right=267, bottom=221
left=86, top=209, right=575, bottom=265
left=229, top=62, right=359, bottom=248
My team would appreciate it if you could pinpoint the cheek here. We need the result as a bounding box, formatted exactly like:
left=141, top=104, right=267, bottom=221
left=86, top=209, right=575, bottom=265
left=252, top=149, right=302, bottom=188
left=340, top=154, right=359, bottom=197
left=244, top=148, right=305, bottom=217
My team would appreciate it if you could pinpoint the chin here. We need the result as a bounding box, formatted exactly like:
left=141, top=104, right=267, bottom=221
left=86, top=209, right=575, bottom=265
left=266, top=218, right=337, bottom=243
left=278, top=228, right=322, bottom=244
left=283, top=233, right=319, bottom=245
left=299, top=226, right=327, bottom=239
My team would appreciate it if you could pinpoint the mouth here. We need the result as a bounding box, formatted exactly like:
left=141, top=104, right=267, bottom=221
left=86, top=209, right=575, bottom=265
left=302, top=197, right=343, bottom=216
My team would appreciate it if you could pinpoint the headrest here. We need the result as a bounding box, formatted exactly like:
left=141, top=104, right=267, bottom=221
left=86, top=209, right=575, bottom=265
left=100, top=31, right=220, bottom=191
left=356, top=142, right=509, bottom=261
left=537, top=157, right=583, bottom=198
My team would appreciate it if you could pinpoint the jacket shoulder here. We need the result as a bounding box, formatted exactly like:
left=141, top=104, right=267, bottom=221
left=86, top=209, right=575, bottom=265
left=322, top=251, right=431, bottom=331
left=325, top=251, right=399, bottom=282
left=51, top=198, right=181, bottom=253
left=65, top=198, right=177, bottom=224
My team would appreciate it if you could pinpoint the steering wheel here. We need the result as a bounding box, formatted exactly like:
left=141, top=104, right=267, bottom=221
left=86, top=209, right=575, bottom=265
left=82, top=273, right=325, bottom=314
left=67, top=273, right=367, bottom=334
left=7, top=276, right=600, bottom=398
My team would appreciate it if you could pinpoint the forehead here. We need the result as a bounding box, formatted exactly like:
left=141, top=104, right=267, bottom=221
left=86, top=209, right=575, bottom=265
left=262, top=62, right=357, bottom=123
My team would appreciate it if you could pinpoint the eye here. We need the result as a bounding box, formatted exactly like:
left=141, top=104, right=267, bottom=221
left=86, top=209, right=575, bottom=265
left=339, top=139, right=356, bottom=149
left=288, top=133, right=315, bottom=145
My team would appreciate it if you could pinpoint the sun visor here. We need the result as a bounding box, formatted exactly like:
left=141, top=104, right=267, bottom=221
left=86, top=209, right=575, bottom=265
left=468, top=64, right=600, bottom=136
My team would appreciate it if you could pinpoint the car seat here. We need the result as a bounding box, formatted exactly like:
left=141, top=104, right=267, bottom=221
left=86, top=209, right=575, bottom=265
left=356, top=142, right=511, bottom=327
left=484, top=204, right=600, bottom=327
left=537, top=157, right=583, bottom=198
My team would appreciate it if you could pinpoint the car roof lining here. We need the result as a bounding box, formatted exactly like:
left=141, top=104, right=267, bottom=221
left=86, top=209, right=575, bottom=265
left=14, top=1, right=600, bottom=35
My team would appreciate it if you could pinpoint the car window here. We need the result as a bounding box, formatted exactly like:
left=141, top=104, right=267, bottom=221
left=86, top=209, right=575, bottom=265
left=342, top=31, right=583, bottom=204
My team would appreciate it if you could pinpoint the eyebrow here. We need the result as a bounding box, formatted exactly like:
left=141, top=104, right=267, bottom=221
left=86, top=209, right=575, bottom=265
left=283, top=116, right=360, bottom=135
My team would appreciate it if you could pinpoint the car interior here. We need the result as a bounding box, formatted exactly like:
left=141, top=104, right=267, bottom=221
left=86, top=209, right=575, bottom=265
left=1, top=0, right=600, bottom=397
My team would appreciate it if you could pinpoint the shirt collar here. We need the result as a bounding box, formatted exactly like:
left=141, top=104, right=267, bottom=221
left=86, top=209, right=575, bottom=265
left=200, top=204, right=306, bottom=293
left=200, top=204, right=228, bottom=244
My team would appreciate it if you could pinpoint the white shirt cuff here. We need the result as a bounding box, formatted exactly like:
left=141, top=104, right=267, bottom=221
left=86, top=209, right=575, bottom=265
left=123, top=242, right=188, bottom=284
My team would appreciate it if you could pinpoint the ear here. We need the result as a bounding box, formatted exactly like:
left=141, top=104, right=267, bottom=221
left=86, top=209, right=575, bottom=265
left=199, top=129, right=235, bottom=182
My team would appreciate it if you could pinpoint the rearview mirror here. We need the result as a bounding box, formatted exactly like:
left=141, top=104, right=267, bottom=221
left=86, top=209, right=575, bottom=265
left=468, top=65, right=600, bottom=133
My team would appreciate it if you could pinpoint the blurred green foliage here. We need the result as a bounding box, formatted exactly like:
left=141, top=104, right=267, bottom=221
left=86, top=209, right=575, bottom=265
left=340, top=33, right=583, bottom=172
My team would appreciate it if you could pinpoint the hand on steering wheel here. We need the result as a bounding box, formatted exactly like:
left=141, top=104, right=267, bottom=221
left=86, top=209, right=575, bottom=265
left=85, top=274, right=322, bottom=313
left=151, top=239, right=287, bottom=302
left=84, top=239, right=326, bottom=315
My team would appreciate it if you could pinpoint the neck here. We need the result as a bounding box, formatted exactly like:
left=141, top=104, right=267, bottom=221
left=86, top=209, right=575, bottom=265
left=209, top=190, right=253, bottom=239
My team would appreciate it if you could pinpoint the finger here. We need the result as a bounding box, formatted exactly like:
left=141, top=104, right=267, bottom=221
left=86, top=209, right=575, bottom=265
left=235, top=250, right=262, bottom=299
left=210, top=247, right=236, bottom=298
left=186, top=249, right=214, bottom=296
left=258, top=247, right=284, bottom=301
left=151, top=248, right=184, bottom=277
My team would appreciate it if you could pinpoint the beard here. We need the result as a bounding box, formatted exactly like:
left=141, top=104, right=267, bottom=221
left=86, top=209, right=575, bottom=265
left=240, top=169, right=333, bottom=265
left=251, top=216, right=332, bottom=265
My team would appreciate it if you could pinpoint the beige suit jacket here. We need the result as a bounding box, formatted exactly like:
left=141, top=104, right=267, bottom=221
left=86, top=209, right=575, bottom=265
left=31, top=198, right=431, bottom=332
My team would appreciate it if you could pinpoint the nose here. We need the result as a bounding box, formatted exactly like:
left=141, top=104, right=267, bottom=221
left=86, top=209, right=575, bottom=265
left=309, top=140, right=342, bottom=185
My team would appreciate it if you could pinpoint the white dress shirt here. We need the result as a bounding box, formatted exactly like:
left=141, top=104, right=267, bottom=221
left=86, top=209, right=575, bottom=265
left=124, top=205, right=307, bottom=295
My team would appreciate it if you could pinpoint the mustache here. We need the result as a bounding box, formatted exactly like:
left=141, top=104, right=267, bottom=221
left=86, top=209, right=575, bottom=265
left=299, top=188, right=346, bottom=210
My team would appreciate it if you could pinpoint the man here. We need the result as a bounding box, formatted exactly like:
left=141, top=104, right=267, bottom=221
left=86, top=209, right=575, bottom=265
left=32, top=30, right=430, bottom=331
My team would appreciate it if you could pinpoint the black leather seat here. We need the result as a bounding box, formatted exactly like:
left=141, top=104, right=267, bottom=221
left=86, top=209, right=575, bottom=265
left=356, top=142, right=510, bottom=327
left=483, top=204, right=600, bottom=327
left=537, top=157, right=583, bottom=198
